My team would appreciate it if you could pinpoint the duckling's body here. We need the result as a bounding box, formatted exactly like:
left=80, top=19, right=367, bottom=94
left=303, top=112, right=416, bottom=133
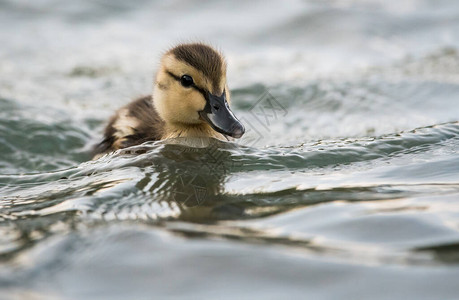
left=93, top=43, right=244, bottom=158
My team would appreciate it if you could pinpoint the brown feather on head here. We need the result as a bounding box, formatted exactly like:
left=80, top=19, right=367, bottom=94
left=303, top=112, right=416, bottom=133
left=167, top=43, right=227, bottom=94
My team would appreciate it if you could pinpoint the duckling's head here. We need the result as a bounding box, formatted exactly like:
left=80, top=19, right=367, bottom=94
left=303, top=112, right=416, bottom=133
left=152, top=43, right=245, bottom=138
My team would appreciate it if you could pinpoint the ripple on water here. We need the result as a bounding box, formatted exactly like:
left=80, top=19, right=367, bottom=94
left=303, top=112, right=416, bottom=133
left=1, top=122, right=458, bottom=271
left=0, top=98, right=91, bottom=174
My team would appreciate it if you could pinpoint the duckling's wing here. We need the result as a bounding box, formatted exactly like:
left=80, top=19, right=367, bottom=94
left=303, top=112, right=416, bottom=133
left=92, top=96, right=164, bottom=158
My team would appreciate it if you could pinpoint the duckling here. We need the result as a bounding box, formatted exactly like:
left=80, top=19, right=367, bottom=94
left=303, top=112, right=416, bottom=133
left=93, top=43, right=245, bottom=158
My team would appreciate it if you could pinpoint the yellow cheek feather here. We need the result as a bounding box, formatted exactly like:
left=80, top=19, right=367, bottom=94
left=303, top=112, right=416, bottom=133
left=153, top=66, right=207, bottom=125
left=225, top=85, right=231, bottom=105
left=165, top=86, right=206, bottom=125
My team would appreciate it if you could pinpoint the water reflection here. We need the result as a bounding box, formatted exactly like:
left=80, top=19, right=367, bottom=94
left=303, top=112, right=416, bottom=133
left=415, top=242, right=459, bottom=264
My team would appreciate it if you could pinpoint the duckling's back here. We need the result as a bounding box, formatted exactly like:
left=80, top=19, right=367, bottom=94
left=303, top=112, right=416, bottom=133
left=93, top=96, right=164, bottom=158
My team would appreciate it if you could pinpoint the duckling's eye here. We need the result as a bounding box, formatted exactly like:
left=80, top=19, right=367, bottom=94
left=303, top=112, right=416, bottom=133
left=180, top=75, right=194, bottom=88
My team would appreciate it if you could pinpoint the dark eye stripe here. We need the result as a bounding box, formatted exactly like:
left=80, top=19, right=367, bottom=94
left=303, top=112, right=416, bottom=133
left=165, top=70, right=207, bottom=99
left=166, top=70, right=180, bottom=81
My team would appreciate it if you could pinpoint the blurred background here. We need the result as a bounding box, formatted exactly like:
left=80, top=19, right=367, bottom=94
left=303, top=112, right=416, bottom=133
left=1, top=0, right=459, bottom=299
left=1, top=0, right=459, bottom=171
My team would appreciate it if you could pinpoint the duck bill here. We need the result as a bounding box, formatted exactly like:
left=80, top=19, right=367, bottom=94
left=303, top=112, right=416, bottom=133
left=199, top=91, right=245, bottom=138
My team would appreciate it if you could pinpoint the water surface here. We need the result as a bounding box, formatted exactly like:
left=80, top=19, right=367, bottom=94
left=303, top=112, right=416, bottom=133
left=1, top=0, right=459, bottom=299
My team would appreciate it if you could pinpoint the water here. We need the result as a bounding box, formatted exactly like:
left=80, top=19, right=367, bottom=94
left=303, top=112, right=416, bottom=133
left=1, top=0, right=459, bottom=299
